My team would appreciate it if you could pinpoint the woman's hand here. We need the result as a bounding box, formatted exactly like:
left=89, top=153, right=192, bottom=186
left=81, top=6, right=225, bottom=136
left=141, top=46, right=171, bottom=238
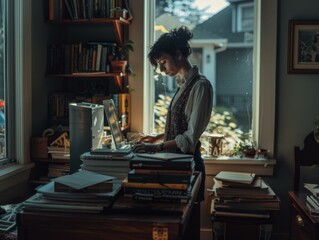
left=132, top=142, right=160, bottom=153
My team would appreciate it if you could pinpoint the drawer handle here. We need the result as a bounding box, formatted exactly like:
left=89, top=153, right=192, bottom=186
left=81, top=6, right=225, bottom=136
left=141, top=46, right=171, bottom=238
left=296, top=215, right=304, bottom=227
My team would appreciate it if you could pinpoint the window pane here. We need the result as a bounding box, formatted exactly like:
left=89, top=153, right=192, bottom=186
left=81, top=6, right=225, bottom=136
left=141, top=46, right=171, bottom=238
left=153, top=0, right=254, bottom=156
left=241, top=5, right=254, bottom=31
left=0, top=0, right=6, bottom=160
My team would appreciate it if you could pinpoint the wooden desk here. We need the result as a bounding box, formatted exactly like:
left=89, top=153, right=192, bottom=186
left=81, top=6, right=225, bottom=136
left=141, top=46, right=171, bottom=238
left=288, top=191, right=319, bottom=240
left=17, top=174, right=201, bottom=240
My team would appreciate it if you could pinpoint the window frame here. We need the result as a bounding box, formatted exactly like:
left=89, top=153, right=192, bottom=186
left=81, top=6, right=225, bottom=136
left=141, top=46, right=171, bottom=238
left=144, top=0, right=277, bottom=158
left=0, top=0, right=33, bottom=194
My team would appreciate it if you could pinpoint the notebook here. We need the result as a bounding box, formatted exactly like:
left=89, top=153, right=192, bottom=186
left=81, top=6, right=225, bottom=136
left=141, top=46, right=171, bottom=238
left=103, top=99, right=131, bottom=150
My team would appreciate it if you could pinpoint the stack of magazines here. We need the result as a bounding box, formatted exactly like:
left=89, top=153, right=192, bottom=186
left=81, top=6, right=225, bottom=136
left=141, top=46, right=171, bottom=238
left=23, top=170, right=122, bottom=213
left=80, top=148, right=133, bottom=180
left=211, top=171, right=281, bottom=219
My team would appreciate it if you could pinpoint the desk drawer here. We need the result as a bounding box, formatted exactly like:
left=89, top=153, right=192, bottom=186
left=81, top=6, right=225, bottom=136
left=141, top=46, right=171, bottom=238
left=291, top=204, right=315, bottom=240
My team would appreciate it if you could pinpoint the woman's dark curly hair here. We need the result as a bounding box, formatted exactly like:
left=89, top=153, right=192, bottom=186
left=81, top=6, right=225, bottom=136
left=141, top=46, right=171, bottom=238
left=148, top=26, right=193, bottom=68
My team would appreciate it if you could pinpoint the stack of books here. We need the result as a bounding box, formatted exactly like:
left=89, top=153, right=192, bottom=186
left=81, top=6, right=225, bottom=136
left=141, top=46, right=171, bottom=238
left=23, top=170, right=122, bottom=213
left=211, top=171, right=280, bottom=219
left=47, top=162, right=70, bottom=178
left=47, top=146, right=70, bottom=160
left=304, top=183, right=319, bottom=216
left=122, top=153, right=196, bottom=203
left=80, top=148, right=133, bottom=180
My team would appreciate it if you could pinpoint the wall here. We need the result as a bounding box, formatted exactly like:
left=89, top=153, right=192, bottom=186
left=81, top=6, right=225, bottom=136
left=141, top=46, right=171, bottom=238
left=30, top=0, right=319, bottom=239
left=269, top=0, right=319, bottom=238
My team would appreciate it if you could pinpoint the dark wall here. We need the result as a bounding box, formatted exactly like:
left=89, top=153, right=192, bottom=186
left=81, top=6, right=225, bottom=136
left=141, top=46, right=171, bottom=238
left=268, top=0, right=319, bottom=238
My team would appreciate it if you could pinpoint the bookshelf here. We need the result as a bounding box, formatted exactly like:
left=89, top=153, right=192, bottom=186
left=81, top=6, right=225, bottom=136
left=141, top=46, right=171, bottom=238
left=46, top=0, right=132, bottom=127
left=30, top=0, right=133, bottom=183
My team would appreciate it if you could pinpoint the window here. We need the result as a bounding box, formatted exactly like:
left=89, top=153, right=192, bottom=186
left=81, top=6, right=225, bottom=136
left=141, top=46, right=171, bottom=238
left=0, top=0, right=32, bottom=168
left=144, top=0, right=277, bottom=157
left=236, top=2, right=254, bottom=32
left=0, top=0, right=11, bottom=164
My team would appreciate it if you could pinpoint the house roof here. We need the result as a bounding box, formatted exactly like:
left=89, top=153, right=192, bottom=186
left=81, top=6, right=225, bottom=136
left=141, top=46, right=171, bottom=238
left=155, top=13, right=195, bottom=39
left=192, top=6, right=246, bottom=43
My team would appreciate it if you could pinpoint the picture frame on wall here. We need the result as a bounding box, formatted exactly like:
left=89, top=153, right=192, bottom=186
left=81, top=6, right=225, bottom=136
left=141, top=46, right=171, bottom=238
left=288, top=20, right=319, bottom=74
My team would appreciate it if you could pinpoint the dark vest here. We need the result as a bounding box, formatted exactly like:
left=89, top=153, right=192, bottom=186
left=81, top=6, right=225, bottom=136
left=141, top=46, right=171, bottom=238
left=164, top=77, right=197, bottom=143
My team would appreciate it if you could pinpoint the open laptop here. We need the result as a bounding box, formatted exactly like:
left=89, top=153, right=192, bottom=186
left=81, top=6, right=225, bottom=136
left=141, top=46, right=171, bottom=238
left=103, top=99, right=131, bottom=150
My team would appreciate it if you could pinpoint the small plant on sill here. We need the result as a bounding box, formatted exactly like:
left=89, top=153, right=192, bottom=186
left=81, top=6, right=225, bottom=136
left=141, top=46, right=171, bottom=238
left=232, top=134, right=256, bottom=158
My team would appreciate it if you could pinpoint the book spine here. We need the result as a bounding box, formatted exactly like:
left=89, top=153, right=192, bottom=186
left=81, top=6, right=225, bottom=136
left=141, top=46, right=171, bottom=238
left=124, top=193, right=189, bottom=203
left=130, top=161, right=193, bottom=171
left=123, top=187, right=191, bottom=197
left=127, top=172, right=192, bottom=184
left=118, top=93, right=130, bottom=126
left=134, top=169, right=193, bottom=175
left=122, top=179, right=189, bottom=190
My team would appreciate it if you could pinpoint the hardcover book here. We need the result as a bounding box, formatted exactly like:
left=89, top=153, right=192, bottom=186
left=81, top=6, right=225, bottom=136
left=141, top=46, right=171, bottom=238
left=122, top=177, right=192, bottom=190
left=127, top=169, right=192, bottom=184
left=130, top=155, right=194, bottom=171
left=215, top=171, right=256, bottom=185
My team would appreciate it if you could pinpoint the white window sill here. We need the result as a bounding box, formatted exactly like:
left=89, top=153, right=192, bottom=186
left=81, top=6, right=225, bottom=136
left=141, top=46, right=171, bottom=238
left=204, top=156, right=276, bottom=176
left=0, top=163, right=34, bottom=192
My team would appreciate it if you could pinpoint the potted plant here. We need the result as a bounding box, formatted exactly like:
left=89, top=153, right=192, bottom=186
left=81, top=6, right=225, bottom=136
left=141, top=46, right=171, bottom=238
left=111, top=40, right=134, bottom=73
left=232, top=138, right=256, bottom=158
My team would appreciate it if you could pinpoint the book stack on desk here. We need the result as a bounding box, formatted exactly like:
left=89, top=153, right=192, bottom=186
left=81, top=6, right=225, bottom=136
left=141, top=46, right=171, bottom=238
left=122, top=153, right=196, bottom=203
left=23, top=170, right=122, bottom=213
left=304, top=183, right=319, bottom=216
left=211, top=171, right=281, bottom=219
left=80, top=148, right=133, bottom=180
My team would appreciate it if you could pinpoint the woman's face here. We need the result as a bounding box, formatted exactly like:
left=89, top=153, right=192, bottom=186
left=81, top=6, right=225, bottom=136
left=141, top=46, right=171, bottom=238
left=156, top=53, right=180, bottom=77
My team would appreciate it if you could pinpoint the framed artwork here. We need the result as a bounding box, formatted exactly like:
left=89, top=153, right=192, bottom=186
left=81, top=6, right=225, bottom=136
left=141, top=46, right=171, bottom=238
left=288, top=20, right=319, bottom=74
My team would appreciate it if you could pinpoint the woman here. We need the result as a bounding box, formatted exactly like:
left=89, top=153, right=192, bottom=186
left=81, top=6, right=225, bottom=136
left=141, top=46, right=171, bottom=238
left=133, top=26, right=213, bottom=201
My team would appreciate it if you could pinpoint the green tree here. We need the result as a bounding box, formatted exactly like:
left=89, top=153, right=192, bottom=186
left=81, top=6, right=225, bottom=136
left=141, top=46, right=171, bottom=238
left=156, top=0, right=203, bottom=25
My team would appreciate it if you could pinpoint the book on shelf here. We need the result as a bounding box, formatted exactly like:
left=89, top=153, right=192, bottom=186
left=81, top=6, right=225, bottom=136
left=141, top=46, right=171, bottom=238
left=111, top=93, right=130, bottom=126
left=130, top=155, right=194, bottom=171
left=214, top=171, right=256, bottom=185
left=47, top=42, right=117, bottom=75
left=127, top=169, right=193, bottom=184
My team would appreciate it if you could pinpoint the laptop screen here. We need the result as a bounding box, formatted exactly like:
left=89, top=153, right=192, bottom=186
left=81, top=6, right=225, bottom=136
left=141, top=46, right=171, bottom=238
left=102, top=99, right=125, bottom=149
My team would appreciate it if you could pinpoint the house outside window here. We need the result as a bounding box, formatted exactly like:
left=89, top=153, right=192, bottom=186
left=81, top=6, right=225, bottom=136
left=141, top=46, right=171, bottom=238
left=151, top=0, right=256, bottom=155
left=146, top=0, right=277, bottom=157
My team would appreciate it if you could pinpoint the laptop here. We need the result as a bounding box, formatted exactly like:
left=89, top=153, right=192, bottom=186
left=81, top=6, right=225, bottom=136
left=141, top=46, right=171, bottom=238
left=103, top=99, right=132, bottom=150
